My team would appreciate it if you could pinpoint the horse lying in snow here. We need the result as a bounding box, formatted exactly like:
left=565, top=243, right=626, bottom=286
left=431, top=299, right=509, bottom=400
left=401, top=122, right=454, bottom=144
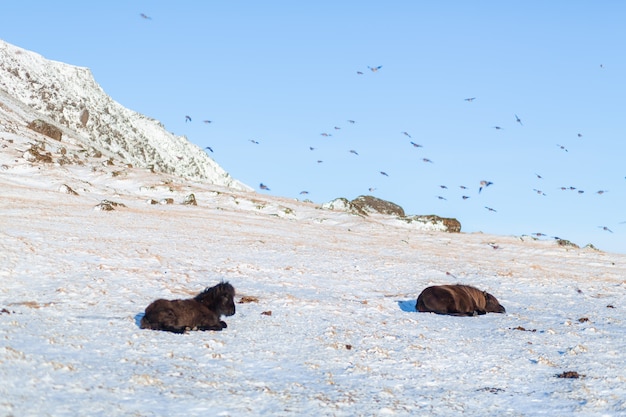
left=140, top=281, right=236, bottom=333
left=416, top=284, right=505, bottom=316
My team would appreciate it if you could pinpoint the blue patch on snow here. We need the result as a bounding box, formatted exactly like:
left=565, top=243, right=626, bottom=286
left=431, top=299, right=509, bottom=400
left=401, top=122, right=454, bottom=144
left=397, top=299, right=417, bottom=312
left=134, top=312, right=145, bottom=328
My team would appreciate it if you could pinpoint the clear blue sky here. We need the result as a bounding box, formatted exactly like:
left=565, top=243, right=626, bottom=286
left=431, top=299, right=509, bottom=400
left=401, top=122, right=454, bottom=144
left=2, top=1, right=625, bottom=253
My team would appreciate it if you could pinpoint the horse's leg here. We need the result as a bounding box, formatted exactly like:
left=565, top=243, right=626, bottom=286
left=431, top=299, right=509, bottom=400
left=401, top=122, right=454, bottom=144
left=157, top=325, right=188, bottom=333
left=194, top=317, right=226, bottom=331
left=196, top=324, right=224, bottom=331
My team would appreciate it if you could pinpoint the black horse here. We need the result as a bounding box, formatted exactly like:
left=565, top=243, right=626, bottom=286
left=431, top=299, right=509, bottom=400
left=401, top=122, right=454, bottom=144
left=140, top=281, right=236, bottom=333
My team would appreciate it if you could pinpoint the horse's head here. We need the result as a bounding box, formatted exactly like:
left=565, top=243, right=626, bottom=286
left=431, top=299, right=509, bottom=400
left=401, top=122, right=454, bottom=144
left=197, top=281, right=236, bottom=317
left=483, top=291, right=506, bottom=313
left=216, top=282, right=236, bottom=317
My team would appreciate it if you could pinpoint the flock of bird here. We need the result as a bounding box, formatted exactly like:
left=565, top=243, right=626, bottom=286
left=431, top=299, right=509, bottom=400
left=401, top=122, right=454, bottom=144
left=139, top=12, right=622, bottom=242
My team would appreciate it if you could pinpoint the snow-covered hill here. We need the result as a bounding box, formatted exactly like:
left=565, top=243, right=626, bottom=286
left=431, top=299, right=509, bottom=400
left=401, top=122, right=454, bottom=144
left=2, top=40, right=626, bottom=416
left=0, top=39, right=249, bottom=190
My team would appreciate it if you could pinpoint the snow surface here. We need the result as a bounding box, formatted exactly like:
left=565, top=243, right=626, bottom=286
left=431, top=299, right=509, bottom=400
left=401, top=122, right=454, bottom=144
left=2, top=39, right=626, bottom=417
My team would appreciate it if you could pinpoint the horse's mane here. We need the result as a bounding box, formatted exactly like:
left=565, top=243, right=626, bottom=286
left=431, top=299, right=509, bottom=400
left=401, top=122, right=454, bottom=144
left=194, top=281, right=235, bottom=303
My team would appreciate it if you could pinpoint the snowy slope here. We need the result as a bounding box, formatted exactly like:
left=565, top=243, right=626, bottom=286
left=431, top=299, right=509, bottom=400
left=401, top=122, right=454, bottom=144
left=2, top=40, right=626, bottom=417
left=2, top=150, right=626, bottom=416
left=0, top=39, right=249, bottom=190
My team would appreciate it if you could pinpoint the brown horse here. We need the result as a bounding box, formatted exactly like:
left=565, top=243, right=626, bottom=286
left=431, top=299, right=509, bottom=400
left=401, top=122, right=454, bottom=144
left=140, top=281, right=236, bottom=333
left=416, top=284, right=505, bottom=316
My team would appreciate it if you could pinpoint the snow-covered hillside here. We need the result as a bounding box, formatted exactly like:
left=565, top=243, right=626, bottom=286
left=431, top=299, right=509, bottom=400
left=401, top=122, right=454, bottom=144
left=2, top=141, right=626, bottom=416
left=0, top=39, right=249, bottom=189
left=2, top=39, right=626, bottom=416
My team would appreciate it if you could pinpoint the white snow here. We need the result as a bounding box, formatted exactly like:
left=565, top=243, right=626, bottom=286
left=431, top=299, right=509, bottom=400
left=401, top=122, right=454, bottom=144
left=2, top=39, right=626, bottom=416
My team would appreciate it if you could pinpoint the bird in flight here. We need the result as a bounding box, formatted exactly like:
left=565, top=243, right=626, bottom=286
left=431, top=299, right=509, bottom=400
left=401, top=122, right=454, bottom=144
left=356, top=71, right=364, bottom=75
left=557, top=144, right=568, bottom=152
left=464, top=97, right=476, bottom=102
left=596, top=190, right=608, bottom=195
left=422, top=158, right=433, bottom=163
left=350, top=150, right=359, bottom=156
left=368, top=65, right=383, bottom=72
left=140, top=13, right=152, bottom=20
left=493, top=126, right=503, bottom=130
left=185, top=115, right=192, bottom=122
left=479, top=180, right=493, bottom=193
left=402, top=131, right=412, bottom=138
left=380, top=171, right=389, bottom=177
left=259, top=183, right=270, bottom=191
left=598, top=226, right=613, bottom=233
left=410, top=142, right=422, bottom=148
left=533, top=189, right=547, bottom=196
left=300, top=191, right=309, bottom=195
left=485, top=206, right=497, bottom=213
left=249, top=139, right=260, bottom=145
left=437, top=196, right=447, bottom=201
left=203, top=120, right=212, bottom=124
left=320, top=133, right=332, bottom=137
left=205, top=146, right=213, bottom=153
left=515, top=114, right=523, bottom=126
left=535, top=173, right=543, bottom=179
left=347, top=120, right=356, bottom=124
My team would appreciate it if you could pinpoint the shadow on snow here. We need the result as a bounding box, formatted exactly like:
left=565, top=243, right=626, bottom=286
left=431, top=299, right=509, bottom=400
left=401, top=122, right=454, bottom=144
left=397, top=299, right=417, bottom=312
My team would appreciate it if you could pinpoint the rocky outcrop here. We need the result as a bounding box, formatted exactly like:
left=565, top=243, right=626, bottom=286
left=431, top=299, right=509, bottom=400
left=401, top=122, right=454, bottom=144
left=27, top=119, right=62, bottom=141
left=322, top=195, right=405, bottom=217
left=183, top=193, right=197, bottom=206
left=323, top=195, right=461, bottom=233
left=400, top=215, right=461, bottom=233
left=59, top=184, right=79, bottom=195
left=350, top=195, right=405, bottom=217
left=22, top=143, right=53, bottom=163
left=94, top=200, right=127, bottom=211
left=79, top=109, right=89, bottom=127
left=321, top=197, right=353, bottom=212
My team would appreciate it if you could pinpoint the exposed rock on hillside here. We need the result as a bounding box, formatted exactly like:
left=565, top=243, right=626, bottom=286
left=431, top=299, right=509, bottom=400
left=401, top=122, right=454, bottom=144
left=94, top=200, right=127, bottom=211
left=323, top=195, right=461, bottom=233
left=350, top=195, right=405, bottom=217
left=321, top=198, right=354, bottom=212
left=59, top=184, right=79, bottom=195
left=400, top=215, right=461, bottom=233
left=183, top=193, right=197, bottom=206
left=27, top=119, right=62, bottom=141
